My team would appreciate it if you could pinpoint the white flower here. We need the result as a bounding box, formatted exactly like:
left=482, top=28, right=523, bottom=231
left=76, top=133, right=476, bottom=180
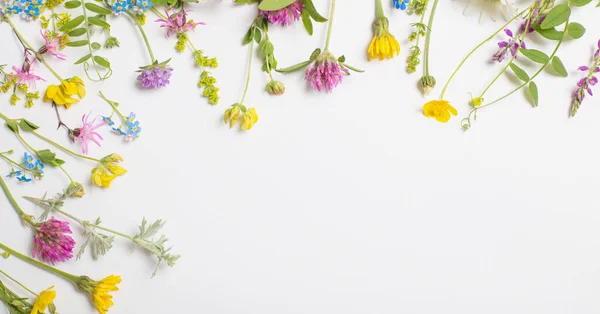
left=455, top=0, right=518, bottom=23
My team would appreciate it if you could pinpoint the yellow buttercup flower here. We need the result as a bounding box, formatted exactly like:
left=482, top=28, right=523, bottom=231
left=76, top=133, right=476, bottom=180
left=368, top=17, right=400, bottom=61
left=30, top=287, right=56, bottom=314
left=43, top=76, right=86, bottom=108
left=423, top=100, right=458, bottom=123
left=241, top=108, right=259, bottom=130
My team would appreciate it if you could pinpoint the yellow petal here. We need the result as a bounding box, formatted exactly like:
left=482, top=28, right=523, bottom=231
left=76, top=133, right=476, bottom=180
left=106, top=163, right=127, bottom=176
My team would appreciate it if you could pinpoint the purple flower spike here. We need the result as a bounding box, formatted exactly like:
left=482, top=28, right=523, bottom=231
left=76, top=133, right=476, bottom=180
left=304, top=53, right=349, bottom=93
left=493, top=27, right=524, bottom=63
left=33, top=217, right=76, bottom=264
left=571, top=40, right=600, bottom=116
left=259, top=0, right=303, bottom=27
left=137, top=64, right=173, bottom=89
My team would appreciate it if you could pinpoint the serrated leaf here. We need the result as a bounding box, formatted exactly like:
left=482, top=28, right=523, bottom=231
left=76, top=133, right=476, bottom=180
left=93, top=56, right=111, bottom=68
left=567, top=22, right=585, bottom=39
left=302, top=0, right=327, bottom=22
left=540, top=4, right=570, bottom=29
left=519, top=48, right=550, bottom=64
left=65, top=40, right=89, bottom=47
left=551, top=56, right=568, bottom=77
left=59, top=15, right=84, bottom=31
left=257, top=0, right=295, bottom=11
left=64, top=0, right=81, bottom=8
left=570, top=0, right=592, bottom=6
left=88, top=16, right=110, bottom=29
left=301, top=10, right=313, bottom=35
left=532, top=25, right=564, bottom=40
left=74, top=54, right=91, bottom=65
left=84, top=2, right=112, bottom=14
left=509, top=63, right=530, bottom=81
left=528, top=81, right=538, bottom=107
left=68, top=28, right=87, bottom=37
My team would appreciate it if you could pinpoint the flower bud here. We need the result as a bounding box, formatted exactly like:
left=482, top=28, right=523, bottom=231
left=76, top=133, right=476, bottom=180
left=419, top=75, right=436, bottom=95
left=101, top=154, right=123, bottom=163
left=105, top=36, right=120, bottom=49
left=471, top=97, right=483, bottom=107
left=67, top=182, right=85, bottom=198
left=265, top=80, right=286, bottom=96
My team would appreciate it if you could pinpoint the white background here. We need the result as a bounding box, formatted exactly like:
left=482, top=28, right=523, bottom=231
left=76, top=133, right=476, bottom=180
left=1, top=0, right=600, bottom=313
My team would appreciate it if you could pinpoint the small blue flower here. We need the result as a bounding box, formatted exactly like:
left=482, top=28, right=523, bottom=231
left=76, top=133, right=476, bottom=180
left=112, top=1, right=128, bottom=13
left=35, top=160, right=44, bottom=172
left=30, top=0, right=42, bottom=5
left=24, top=5, right=40, bottom=17
left=6, top=170, right=22, bottom=178
left=127, top=112, right=136, bottom=123
left=135, top=0, right=151, bottom=10
left=5, top=5, right=22, bottom=14
left=23, top=152, right=34, bottom=169
left=17, top=175, right=32, bottom=182
left=126, top=121, right=141, bottom=139
left=393, top=0, right=409, bottom=10
left=102, top=116, right=115, bottom=126
left=112, top=127, right=127, bottom=136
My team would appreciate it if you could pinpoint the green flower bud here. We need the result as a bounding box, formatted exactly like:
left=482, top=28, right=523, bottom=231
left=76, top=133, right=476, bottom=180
left=419, top=75, right=436, bottom=95
left=265, top=80, right=286, bottom=96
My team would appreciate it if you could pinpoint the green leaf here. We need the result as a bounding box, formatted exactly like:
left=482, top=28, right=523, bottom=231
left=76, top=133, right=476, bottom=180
left=68, top=28, right=87, bottom=37
left=301, top=10, right=313, bottom=35
left=93, top=56, right=111, bottom=68
left=91, top=42, right=101, bottom=50
left=567, top=22, right=585, bottom=39
left=532, top=25, right=564, bottom=40
left=253, top=29, right=262, bottom=44
left=74, top=54, right=91, bottom=65
left=309, top=48, right=321, bottom=61
left=338, top=55, right=346, bottom=63
left=551, top=56, right=568, bottom=77
left=6, top=120, right=18, bottom=133
left=19, top=119, right=39, bottom=132
left=509, top=63, right=530, bottom=81
left=258, top=39, right=274, bottom=55
left=88, top=16, right=110, bottom=29
left=242, top=28, right=253, bottom=45
left=59, top=15, right=85, bottom=31
left=528, top=81, right=539, bottom=107
left=257, top=0, right=295, bottom=11
left=84, top=3, right=112, bottom=14
left=519, top=48, right=550, bottom=64
left=36, top=149, right=64, bottom=167
left=65, top=40, right=89, bottom=47
left=540, top=4, right=571, bottom=29
left=275, top=60, right=312, bottom=73
left=570, top=0, right=592, bottom=6
left=64, top=0, right=81, bottom=8
left=302, top=0, right=327, bottom=22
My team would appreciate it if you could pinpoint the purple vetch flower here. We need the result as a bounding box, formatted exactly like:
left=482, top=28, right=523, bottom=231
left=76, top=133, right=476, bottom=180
left=304, top=52, right=349, bottom=92
left=492, top=28, right=525, bottom=63
left=32, top=217, right=76, bottom=264
left=137, top=63, right=173, bottom=89
left=571, top=40, right=600, bottom=117
left=259, top=0, right=303, bottom=27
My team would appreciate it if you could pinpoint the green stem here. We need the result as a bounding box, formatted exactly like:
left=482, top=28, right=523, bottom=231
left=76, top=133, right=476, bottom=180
left=0, top=242, right=79, bottom=283
left=79, top=0, right=103, bottom=80
left=375, top=0, right=384, bottom=19
left=2, top=16, right=64, bottom=81
left=99, top=91, right=127, bottom=125
left=0, top=269, right=36, bottom=296
left=31, top=131, right=101, bottom=163
left=0, top=153, right=30, bottom=173
left=58, top=165, right=74, bottom=183
left=240, top=41, right=255, bottom=104
left=439, top=7, right=528, bottom=99
left=57, top=209, right=134, bottom=240
left=423, top=0, right=439, bottom=76
left=0, top=175, right=33, bottom=225
left=324, top=0, right=336, bottom=51
left=127, top=11, right=156, bottom=63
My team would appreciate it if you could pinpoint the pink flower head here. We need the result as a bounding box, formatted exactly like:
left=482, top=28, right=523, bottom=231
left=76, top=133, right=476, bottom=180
left=304, top=53, right=349, bottom=92
left=8, top=63, right=45, bottom=89
left=40, top=30, right=67, bottom=60
left=259, top=0, right=303, bottom=27
left=74, top=114, right=105, bottom=155
left=33, top=217, right=76, bottom=264
left=155, top=9, right=205, bottom=38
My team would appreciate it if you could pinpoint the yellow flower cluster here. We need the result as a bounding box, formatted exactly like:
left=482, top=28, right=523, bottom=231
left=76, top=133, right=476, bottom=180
left=91, top=154, right=127, bottom=188
left=31, top=287, right=56, bottom=314
left=224, top=105, right=259, bottom=131
left=368, top=17, right=400, bottom=61
left=43, top=76, right=85, bottom=108
left=423, top=100, right=458, bottom=123
left=92, top=275, right=121, bottom=314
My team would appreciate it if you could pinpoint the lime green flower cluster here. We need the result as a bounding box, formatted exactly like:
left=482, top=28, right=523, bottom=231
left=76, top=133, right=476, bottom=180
left=0, top=72, right=40, bottom=108
left=194, top=49, right=219, bottom=105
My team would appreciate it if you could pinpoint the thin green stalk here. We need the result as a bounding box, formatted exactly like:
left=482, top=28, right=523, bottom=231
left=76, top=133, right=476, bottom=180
left=0, top=175, right=33, bottom=225
left=240, top=41, right=255, bottom=104
left=324, top=0, right=336, bottom=51
left=440, top=7, right=528, bottom=99
left=99, top=91, right=127, bottom=125
left=79, top=0, right=103, bottom=80
left=0, top=242, right=79, bottom=283
left=58, top=165, right=74, bottom=183
left=375, top=0, right=384, bottom=19
left=0, top=154, right=29, bottom=173
left=0, top=269, right=36, bottom=296
left=31, top=131, right=101, bottom=163
left=423, top=0, right=439, bottom=76
left=127, top=11, right=155, bottom=62
left=56, top=209, right=133, bottom=240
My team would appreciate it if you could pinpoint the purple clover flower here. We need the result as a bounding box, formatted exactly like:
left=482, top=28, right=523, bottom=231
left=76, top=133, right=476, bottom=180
left=492, top=28, right=526, bottom=63
left=259, top=0, right=303, bottom=27
left=137, top=64, right=173, bottom=89
left=33, top=217, right=76, bottom=264
left=571, top=40, right=600, bottom=117
left=304, top=53, right=349, bottom=92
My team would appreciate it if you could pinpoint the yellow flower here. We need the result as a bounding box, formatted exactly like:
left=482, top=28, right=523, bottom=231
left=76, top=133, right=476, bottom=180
left=30, top=287, right=56, bottom=314
left=91, top=154, right=126, bottom=188
left=241, top=108, right=259, bottom=130
left=92, top=275, right=121, bottom=314
left=368, top=17, right=400, bottom=61
left=43, top=76, right=86, bottom=108
left=91, top=167, right=117, bottom=188
left=423, top=100, right=458, bottom=123
left=106, top=163, right=127, bottom=176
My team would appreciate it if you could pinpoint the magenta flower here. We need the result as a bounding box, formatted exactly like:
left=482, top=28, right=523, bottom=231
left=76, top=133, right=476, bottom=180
left=32, top=217, right=76, bottom=264
left=40, top=30, right=66, bottom=60
left=155, top=9, right=205, bottom=38
left=137, top=64, right=173, bottom=88
left=259, top=0, right=303, bottom=27
left=74, top=114, right=105, bottom=155
left=571, top=40, right=600, bottom=116
left=492, top=28, right=525, bottom=63
left=305, top=53, right=349, bottom=92
left=8, top=63, right=45, bottom=89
